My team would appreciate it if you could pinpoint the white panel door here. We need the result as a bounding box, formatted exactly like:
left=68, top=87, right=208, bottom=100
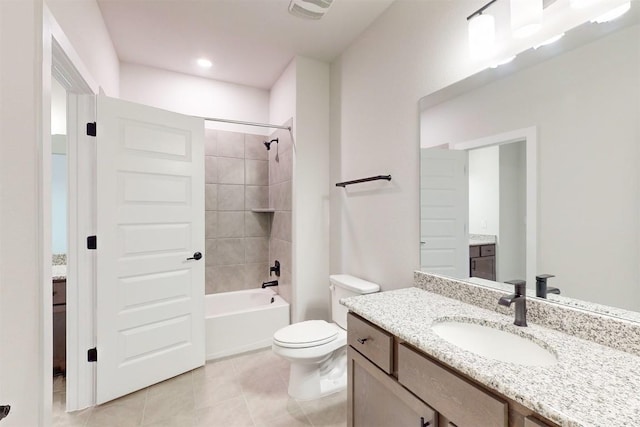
left=96, top=96, right=205, bottom=404
left=420, top=149, right=469, bottom=279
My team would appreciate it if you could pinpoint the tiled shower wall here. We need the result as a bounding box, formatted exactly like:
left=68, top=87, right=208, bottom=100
left=268, top=121, right=293, bottom=304
left=204, top=129, right=272, bottom=294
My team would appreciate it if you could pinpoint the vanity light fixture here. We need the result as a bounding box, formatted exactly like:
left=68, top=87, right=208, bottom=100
left=511, top=0, right=543, bottom=38
left=533, top=32, right=565, bottom=48
left=197, top=58, right=213, bottom=68
left=468, top=0, right=498, bottom=59
left=591, top=1, right=630, bottom=22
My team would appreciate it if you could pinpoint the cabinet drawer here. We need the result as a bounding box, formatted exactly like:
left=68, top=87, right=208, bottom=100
left=398, top=343, right=507, bottom=427
left=347, top=313, right=393, bottom=374
left=469, top=246, right=480, bottom=258
left=480, top=244, right=495, bottom=256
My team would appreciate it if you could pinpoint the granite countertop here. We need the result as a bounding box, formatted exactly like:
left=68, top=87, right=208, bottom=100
left=469, top=234, right=496, bottom=246
left=342, top=287, right=640, bottom=426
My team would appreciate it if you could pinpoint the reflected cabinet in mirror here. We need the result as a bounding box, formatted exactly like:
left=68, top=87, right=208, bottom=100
left=419, top=6, right=640, bottom=320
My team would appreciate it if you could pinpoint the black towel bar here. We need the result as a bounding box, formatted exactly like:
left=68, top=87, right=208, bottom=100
left=335, top=175, right=392, bottom=188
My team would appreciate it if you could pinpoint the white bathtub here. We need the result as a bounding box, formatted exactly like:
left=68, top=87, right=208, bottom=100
left=205, top=288, right=290, bottom=360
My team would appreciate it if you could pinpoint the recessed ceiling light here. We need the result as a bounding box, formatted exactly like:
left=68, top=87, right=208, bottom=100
left=197, top=58, right=213, bottom=68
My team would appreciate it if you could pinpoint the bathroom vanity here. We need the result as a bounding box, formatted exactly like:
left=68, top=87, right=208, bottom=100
left=342, top=278, right=640, bottom=427
left=347, top=313, right=553, bottom=427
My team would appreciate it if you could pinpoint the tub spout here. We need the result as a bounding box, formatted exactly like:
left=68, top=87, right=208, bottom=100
left=262, top=280, right=279, bottom=288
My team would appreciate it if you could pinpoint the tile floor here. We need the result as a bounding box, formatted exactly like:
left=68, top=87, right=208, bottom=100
left=53, top=348, right=347, bottom=427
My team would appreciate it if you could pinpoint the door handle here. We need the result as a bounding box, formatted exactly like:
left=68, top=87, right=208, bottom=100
left=186, top=252, right=202, bottom=261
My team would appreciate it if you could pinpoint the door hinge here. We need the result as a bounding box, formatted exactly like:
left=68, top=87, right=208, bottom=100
left=87, top=348, right=97, bottom=362
left=86, top=122, right=97, bottom=137
left=87, top=235, right=97, bottom=250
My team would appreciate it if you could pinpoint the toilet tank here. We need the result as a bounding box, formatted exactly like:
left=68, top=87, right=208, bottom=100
left=330, top=275, right=380, bottom=329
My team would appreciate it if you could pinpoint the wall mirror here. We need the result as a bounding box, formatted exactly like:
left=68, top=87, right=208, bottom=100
left=419, top=4, right=640, bottom=321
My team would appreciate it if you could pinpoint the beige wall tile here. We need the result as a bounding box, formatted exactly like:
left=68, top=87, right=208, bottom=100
left=245, top=212, right=270, bottom=237
left=205, top=156, right=218, bottom=184
left=217, top=157, right=244, bottom=184
left=217, top=211, right=244, bottom=238
left=214, top=238, right=244, bottom=265
left=244, top=263, right=269, bottom=287
left=271, top=211, right=291, bottom=242
left=217, top=130, right=245, bottom=158
left=205, top=211, right=217, bottom=239
left=205, top=184, right=218, bottom=211
left=245, top=186, right=269, bottom=210
left=245, top=134, right=268, bottom=160
left=208, top=265, right=245, bottom=293
left=204, top=129, right=218, bottom=156
left=217, top=185, right=244, bottom=211
left=205, top=239, right=216, bottom=267
left=245, top=160, right=268, bottom=185
left=245, top=237, right=269, bottom=263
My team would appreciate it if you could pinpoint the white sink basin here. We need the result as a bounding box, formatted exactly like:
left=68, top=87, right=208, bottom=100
left=431, top=321, right=557, bottom=367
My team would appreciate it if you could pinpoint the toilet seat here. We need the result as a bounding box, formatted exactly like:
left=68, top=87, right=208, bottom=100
left=274, top=320, right=339, bottom=349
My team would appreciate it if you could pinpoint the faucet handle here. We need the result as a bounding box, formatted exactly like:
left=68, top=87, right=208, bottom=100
left=536, top=274, right=555, bottom=280
left=505, top=279, right=526, bottom=294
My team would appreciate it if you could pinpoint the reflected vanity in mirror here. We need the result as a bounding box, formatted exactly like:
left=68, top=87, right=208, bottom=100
left=419, top=4, right=640, bottom=320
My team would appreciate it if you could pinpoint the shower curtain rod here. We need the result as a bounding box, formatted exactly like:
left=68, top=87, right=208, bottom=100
left=198, top=115, right=291, bottom=131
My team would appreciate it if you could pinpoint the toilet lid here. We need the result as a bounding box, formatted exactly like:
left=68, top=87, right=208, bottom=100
left=274, top=320, right=338, bottom=348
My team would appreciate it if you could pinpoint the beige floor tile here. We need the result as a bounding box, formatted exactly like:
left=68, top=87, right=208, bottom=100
left=53, top=375, right=66, bottom=393
left=192, top=357, right=237, bottom=383
left=298, top=390, right=347, bottom=427
left=193, top=373, right=243, bottom=410
left=99, top=388, right=147, bottom=411
left=193, top=396, right=254, bottom=427
left=243, top=378, right=305, bottom=425
left=254, top=411, right=312, bottom=427
left=146, top=372, right=193, bottom=398
left=142, top=388, right=194, bottom=426
left=52, top=392, right=92, bottom=427
left=86, top=402, right=144, bottom=427
left=141, top=412, right=195, bottom=427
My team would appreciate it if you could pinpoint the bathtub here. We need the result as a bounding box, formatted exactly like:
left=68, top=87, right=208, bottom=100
left=205, top=288, right=290, bottom=360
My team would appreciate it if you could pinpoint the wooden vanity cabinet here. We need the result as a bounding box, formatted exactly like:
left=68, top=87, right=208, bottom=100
left=347, top=313, right=557, bottom=427
left=470, top=244, right=496, bottom=281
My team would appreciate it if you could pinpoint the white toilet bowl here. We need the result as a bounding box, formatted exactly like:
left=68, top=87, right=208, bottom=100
left=271, top=275, right=380, bottom=401
left=272, top=320, right=347, bottom=400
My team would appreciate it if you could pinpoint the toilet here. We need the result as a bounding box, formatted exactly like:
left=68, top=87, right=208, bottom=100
left=272, top=274, right=380, bottom=400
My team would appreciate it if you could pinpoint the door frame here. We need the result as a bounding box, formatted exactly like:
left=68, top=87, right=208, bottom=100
left=448, top=126, right=537, bottom=287
left=45, top=5, right=99, bottom=413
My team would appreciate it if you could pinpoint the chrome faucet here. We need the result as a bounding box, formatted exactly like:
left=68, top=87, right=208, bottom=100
left=536, top=274, right=560, bottom=299
left=261, top=280, right=279, bottom=289
left=499, top=280, right=527, bottom=327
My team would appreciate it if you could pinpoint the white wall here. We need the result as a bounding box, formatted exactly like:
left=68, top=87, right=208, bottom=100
left=330, top=1, right=488, bottom=289
left=420, top=25, right=640, bottom=310
left=498, top=142, right=526, bottom=282
left=269, top=57, right=331, bottom=322
left=292, top=57, right=330, bottom=322
left=120, top=63, right=271, bottom=135
left=0, top=1, right=49, bottom=425
left=468, top=146, right=500, bottom=236
left=46, top=0, right=119, bottom=96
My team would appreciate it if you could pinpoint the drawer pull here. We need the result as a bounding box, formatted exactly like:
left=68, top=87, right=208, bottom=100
left=357, top=338, right=368, bottom=344
left=420, top=417, right=431, bottom=427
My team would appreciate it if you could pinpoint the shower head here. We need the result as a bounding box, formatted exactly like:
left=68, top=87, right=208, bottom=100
left=264, top=138, right=279, bottom=150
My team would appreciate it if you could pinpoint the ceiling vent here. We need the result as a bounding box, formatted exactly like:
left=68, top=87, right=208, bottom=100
left=288, top=0, right=334, bottom=20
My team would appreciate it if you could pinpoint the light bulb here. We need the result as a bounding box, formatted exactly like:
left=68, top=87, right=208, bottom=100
left=511, top=0, right=543, bottom=38
left=197, top=58, right=213, bottom=68
left=469, top=13, right=496, bottom=59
